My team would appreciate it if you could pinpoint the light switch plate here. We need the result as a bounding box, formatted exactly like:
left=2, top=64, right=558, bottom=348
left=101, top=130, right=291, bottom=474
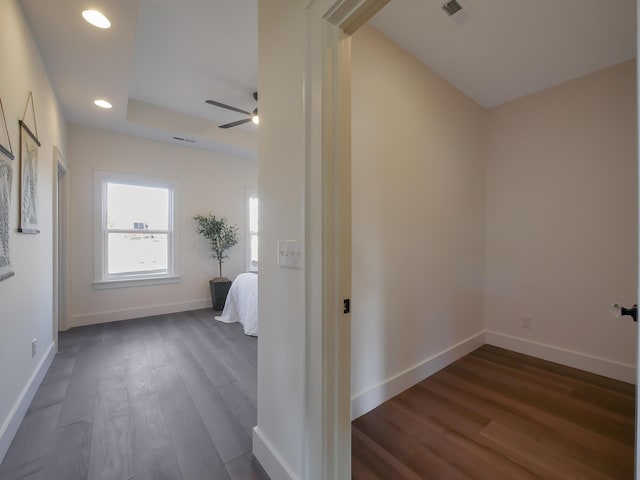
left=277, top=240, right=303, bottom=269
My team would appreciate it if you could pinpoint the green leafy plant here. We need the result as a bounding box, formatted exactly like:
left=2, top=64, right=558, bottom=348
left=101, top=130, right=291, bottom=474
left=194, top=214, right=239, bottom=279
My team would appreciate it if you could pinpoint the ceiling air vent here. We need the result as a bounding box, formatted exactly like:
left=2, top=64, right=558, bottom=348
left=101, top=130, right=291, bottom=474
left=173, top=136, right=196, bottom=143
left=442, top=0, right=462, bottom=16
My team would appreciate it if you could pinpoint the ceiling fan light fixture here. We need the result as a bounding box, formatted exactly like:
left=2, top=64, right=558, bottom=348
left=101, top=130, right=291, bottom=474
left=206, top=92, right=259, bottom=129
left=94, top=99, right=112, bottom=109
left=82, top=10, right=111, bottom=29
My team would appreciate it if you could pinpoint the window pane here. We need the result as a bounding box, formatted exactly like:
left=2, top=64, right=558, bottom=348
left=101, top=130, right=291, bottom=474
left=108, top=233, right=168, bottom=275
left=250, top=234, right=258, bottom=270
left=107, top=183, right=168, bottom=230
left=249, top=197, right=259, bottom=233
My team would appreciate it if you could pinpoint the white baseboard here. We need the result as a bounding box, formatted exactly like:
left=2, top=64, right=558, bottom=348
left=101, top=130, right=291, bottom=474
left=350, top=331, right=485, bottom=420
left=252, top=426, right=298, bottom=480
left=70, top=299, right=212, bottom=327
left=485, top=331, right=636, bottom=384
left=0, top=341, right=55, bottom=464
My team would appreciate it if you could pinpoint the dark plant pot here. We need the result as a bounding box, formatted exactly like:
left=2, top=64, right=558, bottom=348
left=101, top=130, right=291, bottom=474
left=210, top=278, right=232, bottom=311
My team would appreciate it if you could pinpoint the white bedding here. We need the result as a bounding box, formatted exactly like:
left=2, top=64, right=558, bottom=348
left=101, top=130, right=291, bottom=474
left=215, top=272, right=258, bottom=336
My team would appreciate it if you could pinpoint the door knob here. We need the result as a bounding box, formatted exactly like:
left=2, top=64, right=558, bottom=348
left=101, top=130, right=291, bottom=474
left=611, top=303, right=637, bottom=322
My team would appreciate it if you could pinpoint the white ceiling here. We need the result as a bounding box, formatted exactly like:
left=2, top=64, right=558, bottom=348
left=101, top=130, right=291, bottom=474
left=19, top=0, right=258, bottom=159
left=371, top=0, right=636, bottom=108
left=18, top=0, right=636, bottom=157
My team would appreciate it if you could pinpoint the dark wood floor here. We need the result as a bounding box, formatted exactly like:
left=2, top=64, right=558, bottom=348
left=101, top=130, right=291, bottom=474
left=0, top=309, right=269, bottom=480
left=352, top=344, right=636, bottom=480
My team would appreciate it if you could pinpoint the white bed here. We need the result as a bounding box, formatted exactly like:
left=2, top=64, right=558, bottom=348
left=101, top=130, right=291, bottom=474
left=215, top=272, right=258, bottom=336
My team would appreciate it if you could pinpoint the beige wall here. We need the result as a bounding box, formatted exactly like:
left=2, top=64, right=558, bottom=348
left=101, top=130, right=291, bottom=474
left=0, top=0, right=67, bottom=460
left=485, top=60, right=638, bottom=375
left=351, top=25, right=486, bottom=416
left=256, top=7, right=638, bottom=479
left=67, top=126, right=256, bottom=327
left=351, top=28, right=637, bottom=416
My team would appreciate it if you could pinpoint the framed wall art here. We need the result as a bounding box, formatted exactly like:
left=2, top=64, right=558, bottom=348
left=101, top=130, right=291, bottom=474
left=0, top=97, right=14, bottom=281
left=18, top=119, right=41, bottom=234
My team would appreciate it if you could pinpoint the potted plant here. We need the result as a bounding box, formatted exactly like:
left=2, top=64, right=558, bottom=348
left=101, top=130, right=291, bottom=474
left=194, top=214, right=240, bottom=311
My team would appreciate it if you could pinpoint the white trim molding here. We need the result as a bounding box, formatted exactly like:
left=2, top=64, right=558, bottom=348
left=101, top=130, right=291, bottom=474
left=0, top=341, right=55, bottom=464
left=485, top=331, right=636, bottom=384
left=303, top=1, right=389, bottom=477
left=70, top=298, right=211, bottom=327
left=351, top=331, right=486, bottom=420
left=92, top=170, right=178, bottom=286
left=253, top=427, right=298, bottom=480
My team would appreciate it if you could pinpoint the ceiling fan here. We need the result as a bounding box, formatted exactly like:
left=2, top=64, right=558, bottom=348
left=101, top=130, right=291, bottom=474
left=205, top=91, right=259, bottom=129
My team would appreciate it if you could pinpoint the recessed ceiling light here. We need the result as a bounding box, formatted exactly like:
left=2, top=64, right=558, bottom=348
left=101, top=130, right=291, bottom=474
left=82, top=10, right=111, bottom=29
left=94, top=99, right=112, bottom=109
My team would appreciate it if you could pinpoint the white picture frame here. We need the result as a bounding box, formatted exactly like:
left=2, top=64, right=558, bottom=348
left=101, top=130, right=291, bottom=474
left=18, top=120, right=40, bottom=234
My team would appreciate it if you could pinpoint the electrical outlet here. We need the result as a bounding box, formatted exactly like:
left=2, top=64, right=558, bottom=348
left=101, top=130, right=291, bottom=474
left=32, top=338, right=37, bottom=358
left=521, top=316, right=533, bottom=329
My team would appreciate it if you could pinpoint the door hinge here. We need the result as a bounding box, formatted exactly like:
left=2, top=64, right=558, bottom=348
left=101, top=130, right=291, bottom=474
left=343, top=298, right=350, bottom=314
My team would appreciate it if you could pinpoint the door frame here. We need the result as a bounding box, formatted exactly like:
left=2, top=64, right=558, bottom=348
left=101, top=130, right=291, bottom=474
left=52, top=146, right=69, bottom=349
left=636, top=2, right=639, bottom=476
left=304, top=1, right=389, bottom=477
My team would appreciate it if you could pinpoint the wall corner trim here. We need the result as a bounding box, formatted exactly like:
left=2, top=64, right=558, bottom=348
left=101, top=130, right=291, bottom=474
left=252, top=426, right=299, bottom=480
left=350, top=331, right=486, bottom=420
left=485, top=331, right=636, bottom=384
left=0, top=341, right=56, bottom=464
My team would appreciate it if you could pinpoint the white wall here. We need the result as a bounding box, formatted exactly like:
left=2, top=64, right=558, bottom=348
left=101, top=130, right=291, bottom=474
left=254, top=0, right=307, bottom=478
left=351, top=25, right=486, bottom=417
left=67, top=126, right=256, bottom=327
left=485, top=61, right=638, bottom=380
left=0, top=0, right=66, bottom=461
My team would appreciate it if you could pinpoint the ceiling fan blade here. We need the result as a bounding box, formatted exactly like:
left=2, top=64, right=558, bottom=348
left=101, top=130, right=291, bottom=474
left=205, top=100, right=253, bottom=116
left=219, top=118, right=252, bottom=129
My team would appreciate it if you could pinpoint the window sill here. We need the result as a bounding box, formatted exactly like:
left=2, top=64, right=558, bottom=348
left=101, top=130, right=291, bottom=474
left=93, top=275, right=181, bottom=290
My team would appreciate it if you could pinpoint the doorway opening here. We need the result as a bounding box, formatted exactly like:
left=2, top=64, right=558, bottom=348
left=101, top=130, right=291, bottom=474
left=52, top=147, right=68, bottom=349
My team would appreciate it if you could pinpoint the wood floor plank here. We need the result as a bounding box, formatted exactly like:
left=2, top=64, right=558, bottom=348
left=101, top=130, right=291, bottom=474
left=384, top=400, right=539, bottom=480
left=0, top=458, right=45, bottom=480
left=26, top=379, right=69, bottom=413
left=446, top=361, right=634, bottom=442
left=353, top=345, right=635, bottom=479
left=127, top=370, right=183, bottom=480
left=225, top=452, right=270, bottom=480
left=1, top=310, right=265, bottom=479
left=152, top=364, right=230, bottom=480
left=181, top=314, right=257, bottom=404
left=163, top=339, right=252, bottom=463
left=218, top=382, right=258, bottom=436
left=464, top=351, right=574, bottom=395
left=356, top=412, right=472, bottom=480
left=0, top=404, right=62, bottom=476
left=351, top=454, right=381, bottom=480
left=479, top=345, right=635, bottom=397
left=165, top=315, right=232, bottom=388
left=56, top=335, right=104, bottom=428
left=481, top=420, right=612, bottom=480
left=87, top=382, right=134, bottom=480
left=190, top=310, right=258, bottom=366
left=351, top=425, right=430, bottom=480
left=40, top=352, right=76, bottom=386
left=432, top=368, right=634, bottom=472
left=423, top=374, right=633, bottom=478
left=455, top=355, right=634, bottom=426
left=43, top=419, right=92, bottom=480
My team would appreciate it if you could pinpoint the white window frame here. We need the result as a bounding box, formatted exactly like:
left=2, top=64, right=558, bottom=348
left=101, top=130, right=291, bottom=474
left=246, top=189, right=258, bottom=272
left=93, top=170, right=180, bottom=289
